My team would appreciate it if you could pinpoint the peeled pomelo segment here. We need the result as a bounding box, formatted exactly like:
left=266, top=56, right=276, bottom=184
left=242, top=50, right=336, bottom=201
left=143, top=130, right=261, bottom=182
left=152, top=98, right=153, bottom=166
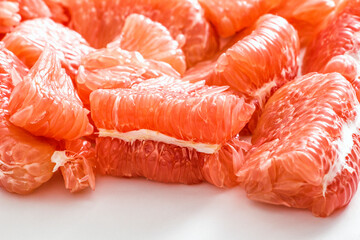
left=0, top=45, right=55, bottom=194
left=96, top=137, right=204, bottom=184
left=68, top=0, right=218, bottom=66
left=198, top=0, right=282, bottom=38
left=55, top=139, right=95, bottom=193
left=207, top=14, right=299, bottom=131
left=183, top=13, right=298, bottom=84
left=0, top=122, right=55, bottom=194
left=0, top=1, right=21, bottom=33
left=109, top=14, right=186, bottom=75
left=303, top=0, right=360, bottom=98
left=91, top=77, right=254, bottom=187
left=238, top=73, right=360, bottom=217
left=303, top=0, right=360, bottom=74
left=8, top=47, right=93, bottom=140
left=2, top=18, right=93, bottom=80
left=271, top=0, right=339, bottom=46
left=208, top=14, right=299, bottom=100
left=76, top=48, right=180, bottom=105
left=96, top=135, right=250, bottom=187
left=90, top=78, right=255, bottom=145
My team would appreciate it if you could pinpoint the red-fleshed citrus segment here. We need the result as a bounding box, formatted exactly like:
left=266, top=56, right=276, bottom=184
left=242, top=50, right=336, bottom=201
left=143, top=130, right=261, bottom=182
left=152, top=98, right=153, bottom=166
left=2, top=18, right=93, bottom=79
left=199, top=0, right=282, bottom=37
left=76, top=48, right=180, bottom=105
left=207, top=14, right=299, bottom=131
left=96, top=135, right=250, bottom=187
left=92, top=76, right=254, bottom=187
left=183, top=14, right=299, bottom=132
left=238, top=73, right=360, bottom=217
left=272, top=0, right=339, bottom=46
left=208, top=14, right=299, bottom=101
left=0, top=122, right=55, bottom=194
left=90, top=77, right=255, bottom=144
left=303, top=0, right=360, bottom=99
left=0, top=43, right=55, bottom=194
left=303, top=0, right=360, bottom=74
left=68, top=0, right=218, bottom=66
left=8, top=47, right=93, bottom=140
left=0, top=1, right=20, bottom=33
left=59, top=139, right=95, bottom=193
left=96, top=138, right=204, bottom=184
left=109, top=14, right=186, bottom=75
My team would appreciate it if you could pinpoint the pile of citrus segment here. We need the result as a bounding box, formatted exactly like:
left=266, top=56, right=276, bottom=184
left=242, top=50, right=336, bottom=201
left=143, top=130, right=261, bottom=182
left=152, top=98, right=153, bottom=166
left=0, top=0, right=360, bottom=217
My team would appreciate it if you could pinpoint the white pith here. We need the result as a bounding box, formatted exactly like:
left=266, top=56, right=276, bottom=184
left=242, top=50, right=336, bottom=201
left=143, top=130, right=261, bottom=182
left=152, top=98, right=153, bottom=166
left=98, top=129, right=221, bottom=154
left=322, top=105, right=360, bottom=195
left=51, top=151, right=68, bottom=172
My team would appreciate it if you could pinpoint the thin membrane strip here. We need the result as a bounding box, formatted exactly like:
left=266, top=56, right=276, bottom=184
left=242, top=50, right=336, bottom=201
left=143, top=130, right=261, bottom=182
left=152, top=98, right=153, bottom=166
left=98, top=129, right=221, bottom=154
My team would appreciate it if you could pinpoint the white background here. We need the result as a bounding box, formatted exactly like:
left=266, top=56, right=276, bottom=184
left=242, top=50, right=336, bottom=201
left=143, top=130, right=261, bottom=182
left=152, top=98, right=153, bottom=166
left=1, top=173, right=360, bottom=240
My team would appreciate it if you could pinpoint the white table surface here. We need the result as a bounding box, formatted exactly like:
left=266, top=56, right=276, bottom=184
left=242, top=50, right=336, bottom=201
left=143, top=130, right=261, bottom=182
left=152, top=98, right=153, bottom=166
left=1, top=172, right=360, bottom=240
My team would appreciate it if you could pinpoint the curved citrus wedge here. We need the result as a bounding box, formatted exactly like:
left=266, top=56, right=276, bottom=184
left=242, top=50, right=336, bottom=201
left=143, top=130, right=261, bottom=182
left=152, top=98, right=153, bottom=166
left=68, top=0, right=218, bottom=66
left=92, top=76, right=255, bottom=187
left=208, top=14, right=299, bottom=102
left=2, top=18, right=93, bottom=79
left=272, top=0, right=339, bottom=46
left=184, top=15, right=299, bottom=132
left=238, top=73, right=360, bottom=217
left=90, top=77, right=254, bottom=145
left=0, top=43, right=56, bottom=194
left=0, top=121, right=55, bottom=194
left=303, top=0, right=360, bottom=98
left=0, top=1, right=21, bottom=33
left=76, top=47, right=180, bottom=105
left=96, top=135, right=250, bottom=187
left=198, top=0, right=282, bottom=37
left=108, top=14, right=186, bottom=75
left=207, top=14, right=299, bottom=131
left=52, top=139, right=95, bottom=193
left=8, top=47, right=93, bottom=140
left=96, top=138, right=204, bottom=184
